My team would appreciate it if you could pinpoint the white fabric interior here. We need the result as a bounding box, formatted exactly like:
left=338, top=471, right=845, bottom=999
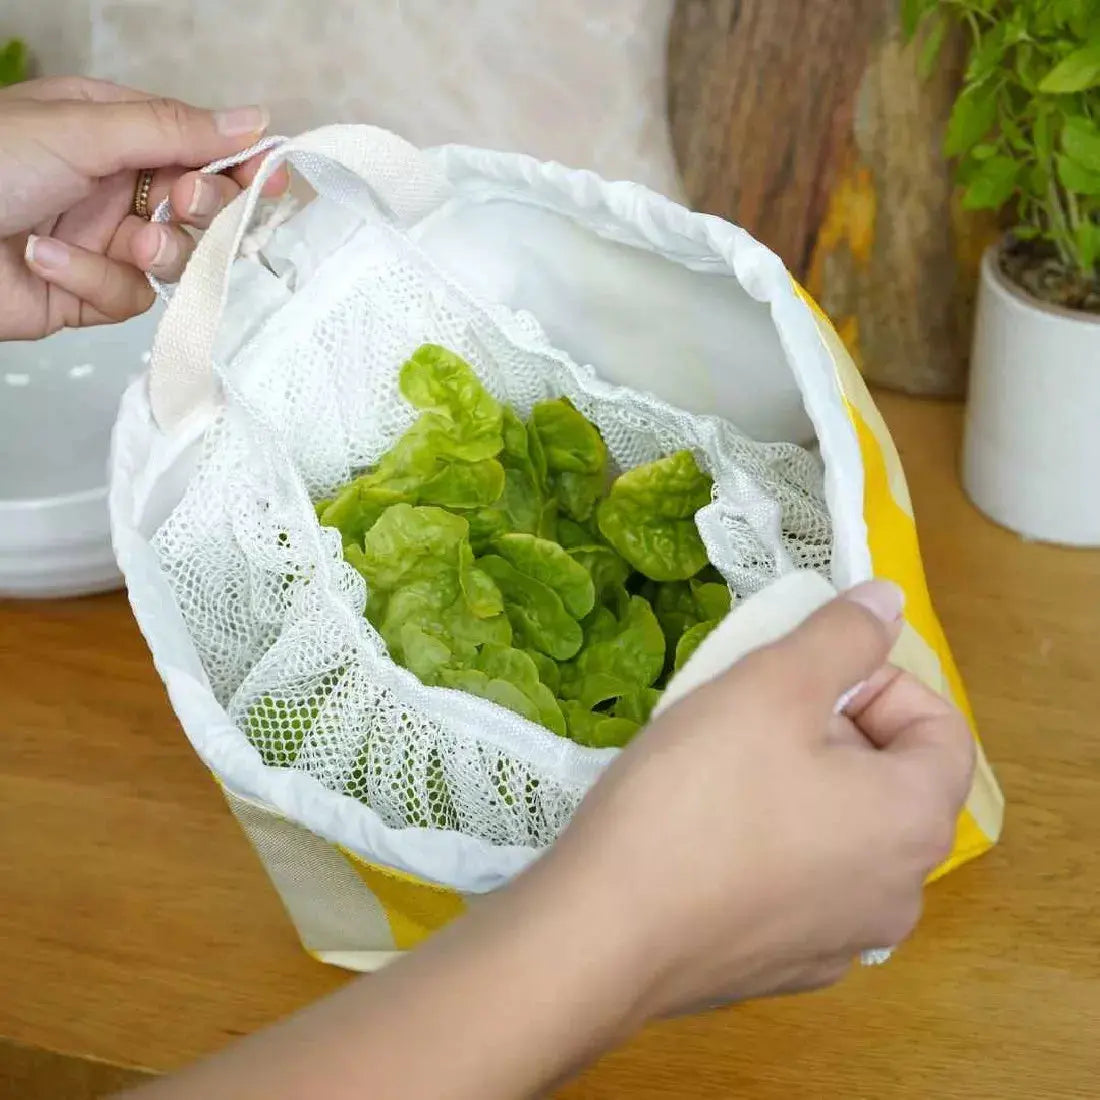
left=411, top=198, right=817, bottom=448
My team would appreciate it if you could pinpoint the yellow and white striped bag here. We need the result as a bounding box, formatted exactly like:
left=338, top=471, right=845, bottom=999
left=110, top=125, right=1003, bottom=970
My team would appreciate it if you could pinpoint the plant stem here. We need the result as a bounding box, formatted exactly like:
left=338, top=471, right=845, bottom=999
left=1047, top=175, right=1074, bottom=267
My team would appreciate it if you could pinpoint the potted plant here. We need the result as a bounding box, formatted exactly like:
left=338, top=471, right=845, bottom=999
left=0, top=38, right=27, bottom=87
left=907, top=0, right=1100, bottom=545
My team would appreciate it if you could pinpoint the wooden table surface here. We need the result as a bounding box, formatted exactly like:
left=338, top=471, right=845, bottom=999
left=2, top=394, right=1099, bottom=1099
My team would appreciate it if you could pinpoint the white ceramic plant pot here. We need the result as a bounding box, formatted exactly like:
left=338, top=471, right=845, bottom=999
left=962, top=245, right=1100, bottom=546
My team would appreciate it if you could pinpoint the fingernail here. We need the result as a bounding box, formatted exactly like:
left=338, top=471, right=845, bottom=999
left=188, top=176, right=218, bottom=218
left=214, top=105, right=268, bottom=137
left=142, top=225, right=178, bottom=269
left=25, top=235, right=69, bottom=270
left=844, top=580, right=905, bottom=624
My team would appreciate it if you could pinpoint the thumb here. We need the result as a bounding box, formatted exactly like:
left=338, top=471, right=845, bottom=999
left=48, top=97, right=269, bottom=176
left=773, top=580, right=905, bottom=710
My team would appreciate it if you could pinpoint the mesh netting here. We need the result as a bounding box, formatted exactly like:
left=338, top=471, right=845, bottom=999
left=151, top=208, right=833, bottom=848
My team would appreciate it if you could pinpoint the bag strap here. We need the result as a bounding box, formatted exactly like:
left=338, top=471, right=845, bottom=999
left=148, top=124, right=453, bottom=431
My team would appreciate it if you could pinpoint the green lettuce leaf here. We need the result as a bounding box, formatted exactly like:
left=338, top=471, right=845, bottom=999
left=674, top=619, right=720, bottom=673
left=478, top=554, right=584, bottom=661
left=530, top=398, right=609, bottom=521
left=597, top=451, right=713, bottom=581
left=561, top=594, right=665, bottom=705
left=493, top=532, right=596, bottom=620
left=561, top=702, right=640, bottom=749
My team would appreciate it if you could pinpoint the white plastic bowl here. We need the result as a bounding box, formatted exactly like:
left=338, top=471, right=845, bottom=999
left=0, top=306, right=162, bottom=598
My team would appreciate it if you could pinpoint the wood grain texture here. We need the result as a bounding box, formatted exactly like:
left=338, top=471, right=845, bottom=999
left=0, top=1039, right=149, bottom=1099
left=668, top=1, right=1002, bottom=396
left=2, top=397, right=1100, bottom=1096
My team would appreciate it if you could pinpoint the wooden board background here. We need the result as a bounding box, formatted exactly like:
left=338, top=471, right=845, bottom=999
left=667, top=0, right=1002, bottom=395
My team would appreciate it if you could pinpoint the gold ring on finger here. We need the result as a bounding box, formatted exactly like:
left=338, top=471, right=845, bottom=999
left=132, top=168, right=156, bottom=220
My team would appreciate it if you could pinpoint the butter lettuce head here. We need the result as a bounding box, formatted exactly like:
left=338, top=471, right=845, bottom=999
left=308, top=344, right=730, bottom=756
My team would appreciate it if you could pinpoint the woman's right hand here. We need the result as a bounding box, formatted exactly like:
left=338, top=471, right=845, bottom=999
left=122, top=581, right=977, bottom=1100
left=541, top=580, right=975, bottom=1020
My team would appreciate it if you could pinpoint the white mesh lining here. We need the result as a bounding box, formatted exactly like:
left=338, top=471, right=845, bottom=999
left=150, top=205, right=833, bottom=849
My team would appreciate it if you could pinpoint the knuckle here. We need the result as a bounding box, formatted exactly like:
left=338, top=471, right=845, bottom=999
left=146, top=96, right=191, bottom=137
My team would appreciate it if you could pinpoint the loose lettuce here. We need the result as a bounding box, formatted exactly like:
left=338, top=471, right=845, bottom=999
left=310, top=344, right=731, bottom=756
left=357, top=504, right=469, bottom=590
left=493, top=533, right=595, bottom=620
left=568, top=544, right=632, bottom=608
left=530, top=398, right=608, bottom=522
left=674, top=619, right=719, bottom=672
left=478, top=554, right=584, bottom=661
left=597, top=450, right=713, bottom=581
left=561, top=702, right=640, bottom=749
left=560, top=594, right=665, bottom=707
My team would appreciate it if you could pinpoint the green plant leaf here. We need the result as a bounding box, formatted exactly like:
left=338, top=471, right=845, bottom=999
left=524, top=648, right=562, bottom=694
left=458, top=542, right=504, bottom=619
left=561, top=702, right=640, bottom=749
left=0, top=39, right=27, bottom=88
left=674, top=619, right=720, bottom=673
left=357, top=504, right=470, bottom=590
left=439, top=668, right=542, bottom=724
left=1062, top=115, right=1100, bottom=174
left=529, top=398, right=609, bottom=522
left=556, top=469, right=605, bottom=523
left=529, top=398, right=607, bottom=476
left=560, top=594, right=665, bottom=704
left=492, top=533, right=596, bottom=619
left=378, top=580, right=510, bottom=660
left=900, top=0, right=933, bottom=39
left=319, top=482, right=412, bottom=546
left=1039, top=39, right=1100, bottom=93
left=401, top=344, right=499, bottom=422
left=1056, top=153, right=1100, bottom=195
left=567, top=544, right=632, bottom=608
left=918, top=14, right=948, bottom=80
left=944, top=82, right=1000, bottom=157
left=1033, top=108, right=1055, bottom=164
left=556, top=517, right=600, bottom=548
left=690, top=579, right=732, bottom=622
left=596, top=451, right=712, bottom=581
left=478, top=554, right=584, bottom=660
left=417, top=457, right=505, bottom=509
left=399, top=624, right=454, bottom=684
left=612, top=688, right=661, bottom=726
left=962, top=155, right=1019, bottom=210
left=1074, top=220, right=1100, bottom=271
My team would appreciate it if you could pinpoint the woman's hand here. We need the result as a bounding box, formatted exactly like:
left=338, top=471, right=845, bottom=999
left=126, top=582, right=977, bottom=1100
left=548, top=580, right=976, bottom=1020
left=0, top=77, right=289, bottom=341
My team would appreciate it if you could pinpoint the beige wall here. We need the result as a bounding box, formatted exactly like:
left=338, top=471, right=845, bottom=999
left=2, top=0, right=680, bottom=196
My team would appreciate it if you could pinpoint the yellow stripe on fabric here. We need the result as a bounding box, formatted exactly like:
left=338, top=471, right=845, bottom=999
left=791, top=280, right=1002, bottom=857
left=341, top=849, right=467, bottom=950
left=845, top=400, right=979, bottom=730
left=928, top=808, right=993, bottom=884
left=791, top=281, right=978, bottom=730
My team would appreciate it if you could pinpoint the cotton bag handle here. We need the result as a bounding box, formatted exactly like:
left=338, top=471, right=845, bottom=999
left=148, top=124, right=453, bottom=431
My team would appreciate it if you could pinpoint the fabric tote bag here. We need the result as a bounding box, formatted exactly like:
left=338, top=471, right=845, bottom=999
left=109, top=124, right=1004, bottom=970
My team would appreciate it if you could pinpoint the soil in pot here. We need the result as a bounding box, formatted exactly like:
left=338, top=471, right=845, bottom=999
left=1000, top=238, right=1100, bottom=315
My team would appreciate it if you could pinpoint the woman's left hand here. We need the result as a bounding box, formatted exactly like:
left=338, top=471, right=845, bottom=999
left=0, top=76, right=289, bottom=341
